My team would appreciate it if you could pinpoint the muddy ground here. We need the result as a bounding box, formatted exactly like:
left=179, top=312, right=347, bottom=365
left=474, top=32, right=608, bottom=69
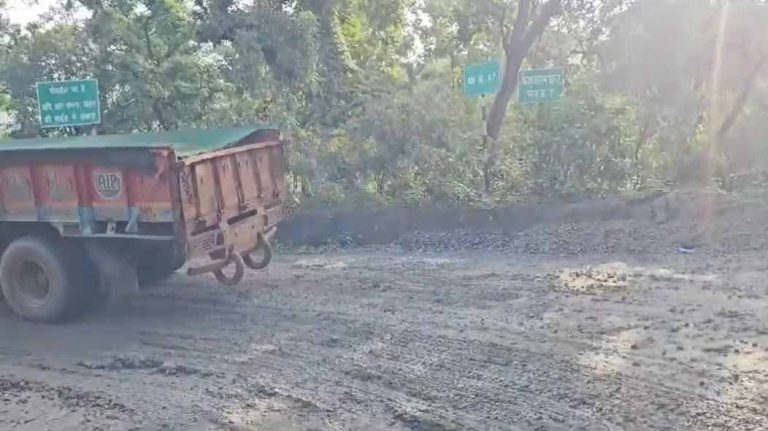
left=3, top=190, right=768, bottom=430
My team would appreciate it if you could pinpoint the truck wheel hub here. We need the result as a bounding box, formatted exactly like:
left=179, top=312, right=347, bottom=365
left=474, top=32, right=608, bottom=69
left=17, top=261, right=51, bottom=307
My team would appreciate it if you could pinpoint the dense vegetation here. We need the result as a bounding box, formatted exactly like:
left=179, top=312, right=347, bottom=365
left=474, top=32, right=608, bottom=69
left=1, top=0, right=767, bottom=208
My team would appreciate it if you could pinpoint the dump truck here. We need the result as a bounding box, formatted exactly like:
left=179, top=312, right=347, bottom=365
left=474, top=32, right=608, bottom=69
left=0, top=127, right=288, bottom=322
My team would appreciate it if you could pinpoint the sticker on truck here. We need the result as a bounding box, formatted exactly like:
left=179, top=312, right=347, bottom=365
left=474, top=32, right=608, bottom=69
left=94, top=172, right=123, bottom=200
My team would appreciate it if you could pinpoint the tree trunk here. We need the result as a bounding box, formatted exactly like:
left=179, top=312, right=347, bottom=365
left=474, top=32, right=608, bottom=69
left=482, top=134, right=492, bottom=194
left=481, top=50, right=525, bottom=195
left=485, top=0, right=561, bottom=141
left=717, top=51, right=768, bottom=140
left=475, top=0, right=561, bottom=194
left=486, top=52, right=525, bottom=140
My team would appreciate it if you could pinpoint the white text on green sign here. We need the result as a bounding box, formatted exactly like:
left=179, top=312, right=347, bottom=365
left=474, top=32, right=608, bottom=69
left=518, top=68, right=564, bottom=104
left=36, top=79, right=101, bottom=128
left=464, top=60, right=500, bottom=98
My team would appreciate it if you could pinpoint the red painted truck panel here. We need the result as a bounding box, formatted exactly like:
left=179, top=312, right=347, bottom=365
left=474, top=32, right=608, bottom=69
left=126, top=150, right=175, bottom=223
left=31, top=164, right=79, bottom=221
left=0, top=129, right=287, bottom=272
left=0, top=151, right=177, bottom=227
left=0, top=167, right=36, bottom=221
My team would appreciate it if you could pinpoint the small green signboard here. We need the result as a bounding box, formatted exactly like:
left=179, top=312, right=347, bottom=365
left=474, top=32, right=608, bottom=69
left=36, top=79, right=101, bottom=128
left=518, top=68, right=564, bottom=104
left=463, top=60, right=500, bottom=98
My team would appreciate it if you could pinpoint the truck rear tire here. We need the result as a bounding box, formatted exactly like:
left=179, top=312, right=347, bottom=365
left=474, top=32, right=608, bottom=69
left=0, top=236, right=81, bottom=323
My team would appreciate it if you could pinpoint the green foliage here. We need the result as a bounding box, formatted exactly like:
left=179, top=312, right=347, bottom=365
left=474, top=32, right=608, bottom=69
left=0, top=21, right=95, bottom=136
left=509, top=72, right=642, bottom=196
left=0, top=0, right=766, bottom=208
left=86, top=0, right=232, bottom=131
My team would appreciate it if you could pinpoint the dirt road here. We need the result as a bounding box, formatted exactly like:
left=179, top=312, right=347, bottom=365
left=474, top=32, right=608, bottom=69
left=3, top=190, right=768, bottom=430
left=3, top=234, right=768, bottom=430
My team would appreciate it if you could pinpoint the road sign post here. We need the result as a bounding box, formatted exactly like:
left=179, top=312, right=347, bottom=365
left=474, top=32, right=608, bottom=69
left=463, top=60, right=501, bottom=98
left=518, top=68, right=564, bottom=104
left=463, top=60, right=502, bottom=196
left=36, top=79, right=101, bottom=128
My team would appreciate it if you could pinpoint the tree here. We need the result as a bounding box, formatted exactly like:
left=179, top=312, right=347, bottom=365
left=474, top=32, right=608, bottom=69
left=485, top=0, right=562, bottom=140
left=2, top=0, right=767, bottom=206
left=0, top=20, right=96, bottom=136
left=80, top=0, right=234, bottom=132
left=0, top=0, right=12, bottom=130
left=413, top=0, right=627, bottom=193
left=602, top=0, right=768, bottom=184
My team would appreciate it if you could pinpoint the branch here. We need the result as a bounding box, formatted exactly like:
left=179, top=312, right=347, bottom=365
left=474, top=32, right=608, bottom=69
left=717, top=50, right=768, bottom=139
left=500, top=3, right=510, bottom=44
left=507, top=0, right=531, bottom=47
left=520, top=0, right=562, bottom=51
left=143, top=17, right=156, bottom=62
left=163, top=40, right=184, bottom=60
left=105, top=97, right=137, bottom=111
left=486, top=0, right=564, bottom=142
left=152, top=100, right=170, bottom=131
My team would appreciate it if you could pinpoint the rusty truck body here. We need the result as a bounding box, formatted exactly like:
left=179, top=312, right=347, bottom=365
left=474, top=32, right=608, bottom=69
left=0, top=127, right=288, bottom=322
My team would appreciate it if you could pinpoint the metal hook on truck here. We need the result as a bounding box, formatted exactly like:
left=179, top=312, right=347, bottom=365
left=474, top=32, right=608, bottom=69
left=0, top=127, right=289, bottom=322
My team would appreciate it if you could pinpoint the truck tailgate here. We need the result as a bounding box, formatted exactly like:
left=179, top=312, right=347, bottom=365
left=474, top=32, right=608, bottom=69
left=178, top=133, right=288, bottom=260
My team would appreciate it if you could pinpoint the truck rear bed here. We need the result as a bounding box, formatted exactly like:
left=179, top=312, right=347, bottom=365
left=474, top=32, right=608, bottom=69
left=0, top=127, right=287, bottom=282
left=179, top=132, right=287, bottom=260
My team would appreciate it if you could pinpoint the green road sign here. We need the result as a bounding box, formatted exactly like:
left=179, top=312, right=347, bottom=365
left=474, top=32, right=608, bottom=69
left=36, top=79, right=101, bottom=128
left=518, top=68, right=564, bottom=104
left=464, top=60, right=500, bottom=98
